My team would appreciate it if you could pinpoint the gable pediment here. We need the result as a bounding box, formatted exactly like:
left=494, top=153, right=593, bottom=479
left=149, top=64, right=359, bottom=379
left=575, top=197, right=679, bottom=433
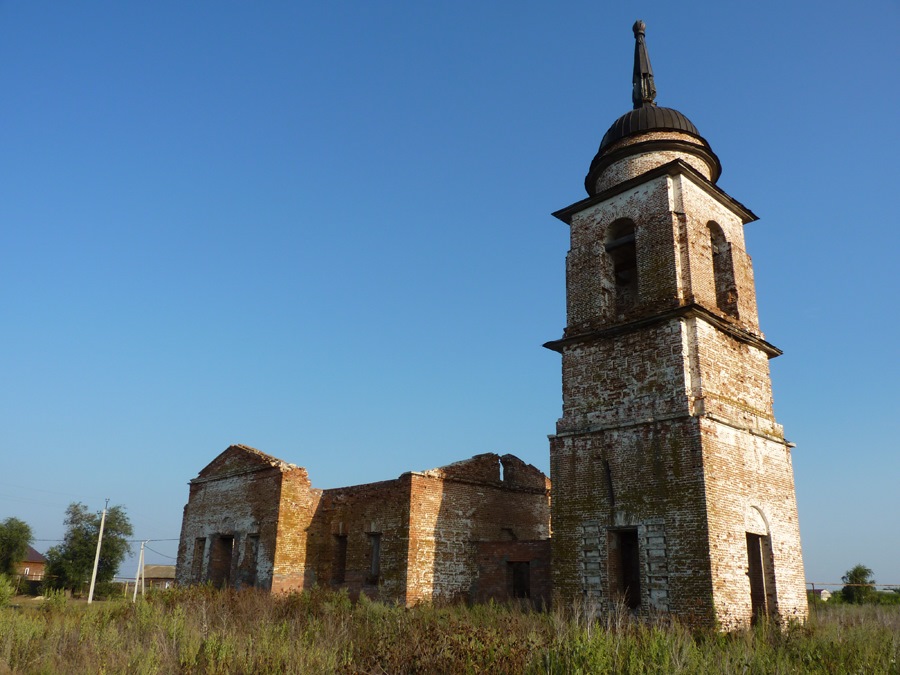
left=194, top=444, right=296, bottom=482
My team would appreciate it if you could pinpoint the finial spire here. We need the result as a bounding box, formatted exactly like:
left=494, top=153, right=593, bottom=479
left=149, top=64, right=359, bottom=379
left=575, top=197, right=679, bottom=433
left=632, top=20, right=656, bottom=109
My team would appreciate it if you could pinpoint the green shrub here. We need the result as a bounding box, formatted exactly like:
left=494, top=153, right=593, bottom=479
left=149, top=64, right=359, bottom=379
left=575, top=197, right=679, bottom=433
left=0, top=573, right=14, bottom=607
left=40, top=588, right=69, bottom=613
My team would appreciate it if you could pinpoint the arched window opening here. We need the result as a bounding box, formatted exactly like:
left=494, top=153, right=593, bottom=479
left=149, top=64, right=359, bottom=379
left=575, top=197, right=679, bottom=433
left=708, top=222, right=739, bottom=318
left=605, top=219, right=638, bottom=314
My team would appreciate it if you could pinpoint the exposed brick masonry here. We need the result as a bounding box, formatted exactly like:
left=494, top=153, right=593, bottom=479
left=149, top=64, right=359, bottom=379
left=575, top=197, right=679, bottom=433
left=176, top=448, right=551, bottom=607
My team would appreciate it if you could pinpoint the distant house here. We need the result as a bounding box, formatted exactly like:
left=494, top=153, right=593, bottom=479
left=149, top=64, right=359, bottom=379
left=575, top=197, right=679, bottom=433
left=142, top=565, right=176, bottom=589
left=810, top=589, right=832, bottom=602
left=16, top=546, right=47, bottom=581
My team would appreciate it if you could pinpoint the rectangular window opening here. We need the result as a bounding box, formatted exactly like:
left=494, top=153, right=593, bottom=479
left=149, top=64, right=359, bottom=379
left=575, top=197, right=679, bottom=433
left=609, top=528, right=641, bottom=609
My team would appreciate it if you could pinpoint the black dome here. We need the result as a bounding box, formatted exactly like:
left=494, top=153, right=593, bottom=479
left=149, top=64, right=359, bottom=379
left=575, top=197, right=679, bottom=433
left=584, top=103, right=720, bottom=195
left=598, top=105, right=700, bottom=153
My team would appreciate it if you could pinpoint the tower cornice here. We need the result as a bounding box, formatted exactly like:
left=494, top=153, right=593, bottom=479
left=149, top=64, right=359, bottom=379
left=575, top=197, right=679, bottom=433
left=543, top=303, right=782, bottom=358
left=554, top=158, right=756, bottom=226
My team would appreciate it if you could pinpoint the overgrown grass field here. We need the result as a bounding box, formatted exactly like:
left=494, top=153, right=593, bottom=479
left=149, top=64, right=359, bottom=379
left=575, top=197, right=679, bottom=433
left=1, top=587, right=898, bottom=673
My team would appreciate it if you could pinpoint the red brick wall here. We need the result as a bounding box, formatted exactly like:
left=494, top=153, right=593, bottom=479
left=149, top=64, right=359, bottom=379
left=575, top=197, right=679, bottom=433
left=178, top=448, right=552, bottom=609
left=270, top=467, right=321, bottom=593
left=406, top=454, right=551, bottom=605
left=473, top=540, right=552, bottom=607
left=302, top=476, right=412, bottom=601
left=176, top=445, right=299, bottom=591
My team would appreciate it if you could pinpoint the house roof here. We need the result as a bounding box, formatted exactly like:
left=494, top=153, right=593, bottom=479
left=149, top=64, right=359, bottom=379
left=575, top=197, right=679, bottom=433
left=23, top=545, right=47, bottom=564
left=142, top=565, right=176, bottom=580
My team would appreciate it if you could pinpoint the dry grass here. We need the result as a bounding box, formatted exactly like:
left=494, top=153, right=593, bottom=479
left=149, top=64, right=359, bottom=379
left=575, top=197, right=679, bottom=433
left=1, top=587, right=898, bottom=673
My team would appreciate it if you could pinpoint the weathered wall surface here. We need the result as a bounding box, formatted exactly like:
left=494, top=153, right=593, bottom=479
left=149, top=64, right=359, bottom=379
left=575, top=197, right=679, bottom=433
left=700, top=418, right=807, bottom=629
left=551, top=416, right=715, bottom=625
left=473, top=540, right=552, bottom=607
left=592, top=131, right=716, bottom=193
left=558, top=321, right=690, bottom=433
left=304, top=477, right=412, bottom=602
left=407, top=454, right=551, bottom=605
left=270, top=467, right=321, bottom=593
left=177, top=448, right=552, bottom=608
left=175, top=445, right=293, bottom=590
left=677, top=176, right=760, bottom=334
left=688, top=318, right=781, bottom=437
left=565, top=175, right=677, bottom=331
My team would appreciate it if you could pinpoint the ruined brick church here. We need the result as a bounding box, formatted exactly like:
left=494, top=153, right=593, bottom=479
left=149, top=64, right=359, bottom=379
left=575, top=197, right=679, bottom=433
left=176, top=21, right=807, bottom=629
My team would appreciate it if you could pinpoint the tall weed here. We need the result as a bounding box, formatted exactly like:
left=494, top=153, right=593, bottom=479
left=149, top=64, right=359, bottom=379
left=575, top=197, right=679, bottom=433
left=0, top=588, right=898, bottom=673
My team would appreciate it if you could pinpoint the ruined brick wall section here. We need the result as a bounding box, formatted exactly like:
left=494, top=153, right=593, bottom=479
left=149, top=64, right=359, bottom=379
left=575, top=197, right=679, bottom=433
left=428, top=453, right=501, bottom=483
left=406, top=473, right=443, bottom=604
left=270, top=467, right=320, bottom=593
left=175, top=466, right=284, bottom=590
left=406, top=459, right=550, bottom=605
left=306, top=477, right=412, bottom=602
left=676, top=177, right=761, bottom=334
left=559, top=322, right=691, bottom=433
left=550, top=417, right=717, bottom=626
left=499, top=454, right=550, bottom=491
left=593, top=131, right=715, bottom=193
left=700, top=418, right=807, bottom=629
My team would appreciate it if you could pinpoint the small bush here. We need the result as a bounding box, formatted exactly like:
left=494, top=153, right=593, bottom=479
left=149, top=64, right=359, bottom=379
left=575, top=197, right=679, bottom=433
left=40, top=588, right=69, bottom=613
left=0, top=573, right=14, bottom=607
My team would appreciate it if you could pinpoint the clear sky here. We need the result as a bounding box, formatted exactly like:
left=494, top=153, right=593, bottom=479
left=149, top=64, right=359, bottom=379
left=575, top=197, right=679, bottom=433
left=1, top=2, right=897, bottom=589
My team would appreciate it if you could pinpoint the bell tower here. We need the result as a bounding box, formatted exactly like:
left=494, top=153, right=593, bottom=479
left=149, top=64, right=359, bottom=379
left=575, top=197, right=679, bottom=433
left=546, top=21, right=807, bottom=629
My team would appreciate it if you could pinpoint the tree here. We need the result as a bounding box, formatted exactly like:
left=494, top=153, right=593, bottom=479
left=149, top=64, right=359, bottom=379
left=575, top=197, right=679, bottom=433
left=0, top=517, right=33, bottom=576
left=841, top=563, right=875, bottom=604
left=45, top=503, right=133, bottom=592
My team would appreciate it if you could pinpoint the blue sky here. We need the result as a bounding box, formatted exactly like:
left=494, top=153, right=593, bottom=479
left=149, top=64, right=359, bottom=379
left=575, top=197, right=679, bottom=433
left=1, top=2, right=898, bottom=590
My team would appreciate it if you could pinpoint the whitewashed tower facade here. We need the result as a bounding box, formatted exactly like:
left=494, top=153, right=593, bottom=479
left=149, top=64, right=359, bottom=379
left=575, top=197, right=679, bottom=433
left=546, top=21, right=807, bottom=629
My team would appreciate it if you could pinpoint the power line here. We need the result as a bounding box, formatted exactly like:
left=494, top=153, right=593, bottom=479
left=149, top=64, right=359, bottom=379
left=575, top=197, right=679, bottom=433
left=144, top=545, right=177, bottom=560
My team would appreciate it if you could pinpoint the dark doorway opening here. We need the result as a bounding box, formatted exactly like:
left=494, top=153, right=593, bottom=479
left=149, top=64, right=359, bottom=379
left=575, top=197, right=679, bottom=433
left=331, top=535, right=348, bottom=585
left=209, top=535, right=234, bottom=588
left=508, top=561, right=531, bottom=599
left=746, top=533, right=769, bottom=622
left=609, top=528, right=641, bottom=609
